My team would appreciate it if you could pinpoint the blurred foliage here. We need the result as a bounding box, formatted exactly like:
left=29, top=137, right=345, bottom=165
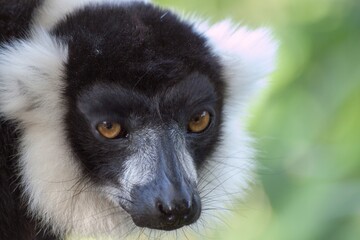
left=154, top=0, right=360, bottom=240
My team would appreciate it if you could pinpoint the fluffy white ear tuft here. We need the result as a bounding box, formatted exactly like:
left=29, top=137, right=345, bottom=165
left=0, top=29, right=68, bottom=123
left=197, top=20, right=278, bottom=108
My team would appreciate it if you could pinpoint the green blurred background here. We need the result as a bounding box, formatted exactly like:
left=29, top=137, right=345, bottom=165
left=153, top=0, right=360, bottom=239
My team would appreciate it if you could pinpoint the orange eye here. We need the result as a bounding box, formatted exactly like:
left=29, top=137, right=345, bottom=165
left=188, top=111, right=211, bottom=133
left=97, top=121, right=122, bottom=139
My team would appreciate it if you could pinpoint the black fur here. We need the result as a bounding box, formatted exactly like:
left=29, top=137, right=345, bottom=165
left=53, top=3, right=223, bottom=92
left=0, top=0, right=43, bottom=43
left=55, top=3, right=224, bottom=179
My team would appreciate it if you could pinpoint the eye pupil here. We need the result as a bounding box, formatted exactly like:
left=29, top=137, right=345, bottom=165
left=193, top=116, right=201, bottom=122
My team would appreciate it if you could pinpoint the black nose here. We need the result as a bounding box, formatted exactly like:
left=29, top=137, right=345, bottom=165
left=129, top=183, right=201, bottom=231
left=155, top=194, right=201, bottom=230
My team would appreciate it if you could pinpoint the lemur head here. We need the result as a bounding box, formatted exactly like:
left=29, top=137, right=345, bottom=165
left=61, top=3, right=224, bottom=230
left=0, top=0, right=277, bottom=238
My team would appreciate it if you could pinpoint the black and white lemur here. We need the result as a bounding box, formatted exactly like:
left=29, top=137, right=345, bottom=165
left=0, top=0, right=277, bottom=239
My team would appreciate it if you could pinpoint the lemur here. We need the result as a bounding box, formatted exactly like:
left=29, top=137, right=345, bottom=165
left=0, top=0, right=277, bottom=239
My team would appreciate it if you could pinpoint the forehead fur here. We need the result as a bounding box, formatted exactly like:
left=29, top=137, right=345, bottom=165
left=76, top=72, right=218, bottom=116
left=52, top=3, right=222, bottom=93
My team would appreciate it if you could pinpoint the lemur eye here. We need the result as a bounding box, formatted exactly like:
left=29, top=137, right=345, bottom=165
left=188, top=111, right=211, bottom=133
left=97, top=121, right=123, bottom=139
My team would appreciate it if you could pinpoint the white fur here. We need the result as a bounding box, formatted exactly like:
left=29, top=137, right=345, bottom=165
left=193, top=20, right=278, bottom=227
left=0, top=29, right=127, bottom=237
left=0, top=0, right=277, bottom=238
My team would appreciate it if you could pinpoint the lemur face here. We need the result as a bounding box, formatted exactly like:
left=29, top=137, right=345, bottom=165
left=70, top=79, right=220, bottom=230
left=56, top=4, right=225, bottom=230
left=0, top=0, right=277, bottom=237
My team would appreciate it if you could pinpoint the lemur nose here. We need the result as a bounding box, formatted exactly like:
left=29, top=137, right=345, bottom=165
left=129, top=181, right=201, bottom=230
left=156, top=194, right=200, bottom=228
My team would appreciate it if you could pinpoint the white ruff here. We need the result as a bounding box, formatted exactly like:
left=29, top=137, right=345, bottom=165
left=193, top=20, right=278, bottom=227
left=0, top=0, right=277, bottom=238
left=0, top=29, right=128, bottom=237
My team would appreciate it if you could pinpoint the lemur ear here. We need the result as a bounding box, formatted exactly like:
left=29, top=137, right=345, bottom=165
left=195, top=20, right=278, bottom=110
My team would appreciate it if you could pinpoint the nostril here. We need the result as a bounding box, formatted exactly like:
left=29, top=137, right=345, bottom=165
left=177, top=199, right=191, bottom=214
left=157, top=201, right=167, bottom=214
left=157, top=200, right=174, bottom=216
left=157, top=199, right=191, bottom=215
left=157, top=201, right=163, bottom=213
